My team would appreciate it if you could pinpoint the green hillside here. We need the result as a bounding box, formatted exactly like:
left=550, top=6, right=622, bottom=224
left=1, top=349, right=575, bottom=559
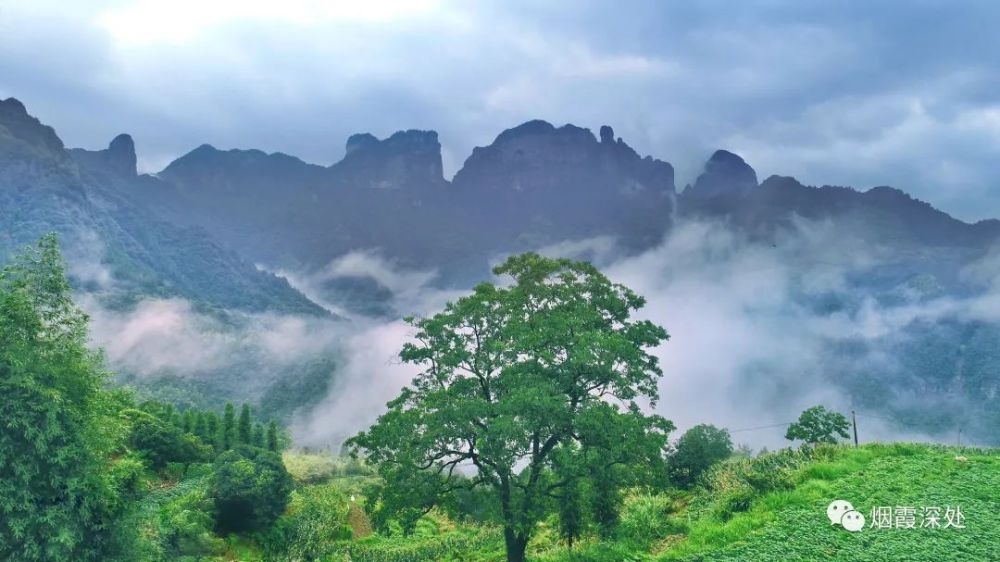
left=655, top=443, right=999, bottom=562
left=179, top=443, right=997, bottom=562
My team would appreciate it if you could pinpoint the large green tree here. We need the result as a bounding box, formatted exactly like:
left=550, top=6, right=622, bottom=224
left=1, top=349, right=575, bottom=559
left=785, top=405, right=851, bottom=445
left=0, top=235, right=131, bottom=561
left=349, top=253, right=673, bottom=562
left=668, top=424, right=734, bottom=488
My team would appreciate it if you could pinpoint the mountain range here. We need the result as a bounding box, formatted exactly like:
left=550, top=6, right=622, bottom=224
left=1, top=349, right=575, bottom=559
left=7, top=95, right=995, bottom=303
left=3, top=96, right=999, bottom=442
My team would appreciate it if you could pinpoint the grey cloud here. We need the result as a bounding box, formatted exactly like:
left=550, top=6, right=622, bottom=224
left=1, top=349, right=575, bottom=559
left=1, top=1, right=998, bottom=219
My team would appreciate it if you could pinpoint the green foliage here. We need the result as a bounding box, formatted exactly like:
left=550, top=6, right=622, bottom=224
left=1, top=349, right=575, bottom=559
left=222, top=402, right=236, bottom=451
left=557, top=478, right=583, bottom=549
left=267, top=420, right=279, bottom=452
left=669, top=424, right=734, bottom=488
left=0, top=235, right=132, bottom=561
left=617, top=493, right=687, bottom=548
left=124, top=408, right=213, bottom=470
left=350, top=253, right=673, bottom=562
left=280, top=483, right=354, bottom=561
left=346, top=524, right=503, bottom=562
left=193, top=411, right=208, bottom=440
left=283, top=451, right=339, bottom=485
left=211, top=446, right=293, bottom=533
left=205, top=412, right=219, bottom=446
left=252, top=422, right=264, bottom=448
left=590, top=463, right=622, bottom=540
left=158, top=486, right=226, bottom=559
left=257, top=357, right=338, bottom=424
left=181, top=409, right=194, bottom=433
left=238, top=403, right=252, bottom=445
left=785, top=405, right=851, bottom=445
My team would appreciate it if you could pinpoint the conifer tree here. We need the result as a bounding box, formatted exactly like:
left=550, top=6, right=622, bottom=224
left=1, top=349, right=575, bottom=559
left=238, top=403, right=252, bottom=445
left=252, top=423, right=264, bottom=448
left=267, top=420, right=280, bottom=452
left=222, top=402, right=236, bottom=451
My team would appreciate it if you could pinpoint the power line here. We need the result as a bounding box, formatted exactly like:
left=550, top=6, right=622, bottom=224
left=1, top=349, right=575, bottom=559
left=726, top=409, right=901, bottom=435
left=729, top=421, right=793, bottom=433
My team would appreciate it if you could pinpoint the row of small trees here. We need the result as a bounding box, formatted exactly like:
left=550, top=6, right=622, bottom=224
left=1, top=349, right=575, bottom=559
left=141, top=401, right=282, bottom=453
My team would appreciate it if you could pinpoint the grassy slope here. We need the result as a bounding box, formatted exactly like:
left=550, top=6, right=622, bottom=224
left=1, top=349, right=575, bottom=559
left=664, top=443, right=1000, bottom=562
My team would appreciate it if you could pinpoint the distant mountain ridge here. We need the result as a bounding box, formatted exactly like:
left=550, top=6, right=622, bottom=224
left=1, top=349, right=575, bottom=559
left=6, top=95, right=999, bottom=307
left=141, top=118, right=678, bottom=279
left=7, top=95, right=1000, bottom=310
left=4, top=96, right=1000, bottom=442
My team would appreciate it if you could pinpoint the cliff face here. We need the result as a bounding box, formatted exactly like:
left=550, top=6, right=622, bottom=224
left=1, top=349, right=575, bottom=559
left=452, top=121, right=675, bottom=252
left=0, top=98, right=326, bottom=316
left=110, top=119, right=679, bottom=272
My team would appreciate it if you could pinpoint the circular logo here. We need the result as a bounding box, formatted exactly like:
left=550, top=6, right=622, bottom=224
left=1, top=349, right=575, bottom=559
left=841, top=509, right=866, bottom=532
left=827, top=499, right=855, bottom=525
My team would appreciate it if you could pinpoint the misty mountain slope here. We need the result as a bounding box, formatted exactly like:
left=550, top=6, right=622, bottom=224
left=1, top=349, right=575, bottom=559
left=680, top=150, right=1000, bottom=250
left=141, top=121, right=675, bottom=273
left=148, top=130, right=465, bottom=273
left=679, top=150, right=1000, bottom=291
left=6, top=94, right=1000, bottom=443
left=0, top=97, right=324, bottom=316
left=666, top=152, right=1000, bottom=444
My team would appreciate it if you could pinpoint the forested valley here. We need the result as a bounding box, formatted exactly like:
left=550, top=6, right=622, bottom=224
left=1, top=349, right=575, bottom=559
left=3, top=236, right=998, bottom=562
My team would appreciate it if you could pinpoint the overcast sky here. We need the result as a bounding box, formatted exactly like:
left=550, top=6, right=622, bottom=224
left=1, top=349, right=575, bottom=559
left=1, top=0, right=998, bottom=221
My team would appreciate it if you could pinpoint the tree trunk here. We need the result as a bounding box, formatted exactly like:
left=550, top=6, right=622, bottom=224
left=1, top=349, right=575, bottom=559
left=504, top=527, right=529, bottom=562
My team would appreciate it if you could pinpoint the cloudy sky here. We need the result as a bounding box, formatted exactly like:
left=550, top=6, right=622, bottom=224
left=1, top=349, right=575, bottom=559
left=1, top=0, right=998, bottom=220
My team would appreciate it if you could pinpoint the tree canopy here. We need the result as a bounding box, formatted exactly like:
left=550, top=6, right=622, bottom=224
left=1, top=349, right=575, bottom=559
left=785, top=405, right=851, bottom=445
left=212, top=446, right=293, bottom=533
left=0, top=234, right=131, bottom=561
left=669, top=424, right=734, bottom=488
left=348, top=253, right=673, bottom=562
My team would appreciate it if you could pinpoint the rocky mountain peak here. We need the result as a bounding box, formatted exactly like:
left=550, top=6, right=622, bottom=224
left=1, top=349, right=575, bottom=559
left=106, top=134, right=138, bottom=176
left=0, top=97, right=65, bottom=157
left=600, top=125, right=615, bottom=144
left=333, top=129, right=444, bottom=188
left=686, top=149, right=758, bottom=199
left=345, top=133, right=378, bottom=155
left=453, top=120, right=674, bottom=193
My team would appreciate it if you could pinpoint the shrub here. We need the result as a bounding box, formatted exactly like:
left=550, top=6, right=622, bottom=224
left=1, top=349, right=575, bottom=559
left=619, top=493, right=688, bottom=546
left=211, top=446, right=293, bottom=533
left=159, top=488, right=225, bottom=558
left=714, top=488, right=755, bottom=521
left=281, top=484, right=353, bottom=560
left=124, top=409, right=212, bottom=470
left=283, top=452, right=338, bottom=485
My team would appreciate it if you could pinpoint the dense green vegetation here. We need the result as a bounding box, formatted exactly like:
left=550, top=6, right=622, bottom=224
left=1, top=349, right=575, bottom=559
left=0, top=234, right=138, bottom=561
left=2, top=236, right=997, bottom=561
left=350, top=254, right=673, bottom=562
left=0, top=236, right=296, bottom=561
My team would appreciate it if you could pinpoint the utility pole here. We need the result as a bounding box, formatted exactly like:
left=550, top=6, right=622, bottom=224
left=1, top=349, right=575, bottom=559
left=851, top=410, right=859, bottom=447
